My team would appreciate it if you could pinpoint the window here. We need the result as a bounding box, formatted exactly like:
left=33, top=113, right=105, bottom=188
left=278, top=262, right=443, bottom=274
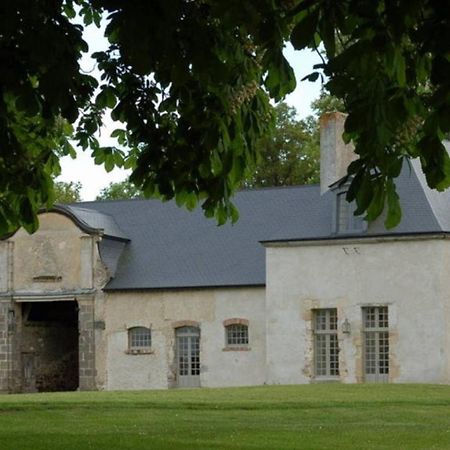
left=226, top=324, right=249, bottom=346
left=223, top=318, right=249, bottom=350
left=128, top=327, right=152, bottom=353
left=336, top=192, right=365, bottom=234
left=363, top=306, right=389, bottom=382
left=314, top=309, right=339, bottom=378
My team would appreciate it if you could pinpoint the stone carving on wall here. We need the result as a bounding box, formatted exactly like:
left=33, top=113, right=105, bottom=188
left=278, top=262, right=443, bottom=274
left=32, top=237, right=61, bottom=282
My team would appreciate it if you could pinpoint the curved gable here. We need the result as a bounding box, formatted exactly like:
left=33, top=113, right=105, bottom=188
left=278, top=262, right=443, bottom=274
left=5, top=211, right=96, bottom=293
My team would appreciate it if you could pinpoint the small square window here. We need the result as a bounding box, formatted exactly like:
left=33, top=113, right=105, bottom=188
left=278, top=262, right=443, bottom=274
left=226, top=324, right=249, bottom=347
left=128, top=327, right=151, bottom=351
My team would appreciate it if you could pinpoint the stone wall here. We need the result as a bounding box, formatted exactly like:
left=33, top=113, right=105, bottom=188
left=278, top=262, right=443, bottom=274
left=0, top=301, right=10, bottom=392
left=78, top=299, right=96, bottom=390
left=0, top=211, right=102, bottom=393
left=102, top=287, right=266, bottom=390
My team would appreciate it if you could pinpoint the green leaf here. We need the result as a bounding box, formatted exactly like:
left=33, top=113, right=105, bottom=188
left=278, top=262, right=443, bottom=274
left=96, top=87, right=117, bottom=109
left=19, top=196, right=39, bottom=233
left=291, top=10, right=320, bottom=50
left=394, top=50, right=406, bottom=87
left=354, top=174, right=374, bottom=215
left=384, top=179, right=401, bottom=229
left=63, top=3, right=76, bottom=19
left=301, top=72, right=320, bottom=82
left=264, top=51, right=296, bottom=101
left=210, top=151, right=223, bottom=176
left=366, top=182, right=385, bottom=222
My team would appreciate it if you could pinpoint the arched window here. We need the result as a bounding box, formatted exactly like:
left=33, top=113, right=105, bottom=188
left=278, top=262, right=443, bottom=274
left=128, top=326, right=151, bottom=351
left=223, top=318, right=249, bottom=348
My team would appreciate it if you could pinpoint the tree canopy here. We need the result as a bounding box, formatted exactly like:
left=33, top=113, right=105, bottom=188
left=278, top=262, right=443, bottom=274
left=53, top=181, right=82, bottom=204
left=1, top=0, right=449, bottom=233
left=97, top=180, right=143, bottom=201
left=98, top=100, right=325, bottom=198
left=244, top=102, right=320, bottom=188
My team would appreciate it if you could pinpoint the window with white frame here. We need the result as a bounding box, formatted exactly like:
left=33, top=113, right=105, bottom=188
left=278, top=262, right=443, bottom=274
left=314, top=309, right=339, bottom=377
left=223, top=319, right=249, bottom=349
left=128, top=326, right=152, bottom=352
left=363, top=306, right=389, bottom=382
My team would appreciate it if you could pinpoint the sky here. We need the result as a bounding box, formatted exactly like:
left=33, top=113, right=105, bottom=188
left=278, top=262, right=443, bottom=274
left=57, top=24, right=324, bottom=201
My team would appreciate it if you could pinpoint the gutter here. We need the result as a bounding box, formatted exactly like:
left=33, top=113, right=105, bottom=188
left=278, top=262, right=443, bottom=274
left=261, top=231, right=450, bottom=247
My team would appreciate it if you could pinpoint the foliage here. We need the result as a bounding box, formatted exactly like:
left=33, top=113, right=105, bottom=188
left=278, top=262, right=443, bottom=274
left=244, top=102, right=320, bottom=187
left=311, top=89, right=345, bottom=117
left=1, top=1, right=449, bottom=234
left=96, top=180, right=143, bottom=200
left=53, top=181, right=82, bottom=204
left=1, top=385, right=450, bottom=449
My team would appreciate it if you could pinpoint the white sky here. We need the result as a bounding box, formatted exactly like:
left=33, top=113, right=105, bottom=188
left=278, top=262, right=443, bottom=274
left=57, top=24, right=324, bottom=201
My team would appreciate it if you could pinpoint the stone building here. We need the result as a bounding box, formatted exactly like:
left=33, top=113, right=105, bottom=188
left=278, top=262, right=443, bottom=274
left=1, top=113, right=450, bottom=392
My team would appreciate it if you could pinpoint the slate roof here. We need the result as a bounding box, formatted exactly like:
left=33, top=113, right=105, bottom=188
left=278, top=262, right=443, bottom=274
left=64, top=206, right=129, bottom=241
left=63, top=150, right=450, bottom=290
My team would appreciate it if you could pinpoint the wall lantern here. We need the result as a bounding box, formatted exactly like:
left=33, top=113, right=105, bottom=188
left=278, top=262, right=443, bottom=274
left=342, top=318, right=351, bottom=334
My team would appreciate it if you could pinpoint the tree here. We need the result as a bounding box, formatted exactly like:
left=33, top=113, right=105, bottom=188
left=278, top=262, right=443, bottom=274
left=97, top=181, right=143, bottom=200
left=53, top=181, right=82, bottom=204
left=311, top=89, right=345, bottom=117
left=244, top=102, right=320, bottom=188
left=1, top=1, right=449, bottom=234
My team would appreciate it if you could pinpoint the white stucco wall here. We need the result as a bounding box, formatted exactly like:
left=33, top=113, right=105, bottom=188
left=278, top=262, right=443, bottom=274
left=102, top=287, right=266, bottom=390
left=265, top=237, right=450, bottom=385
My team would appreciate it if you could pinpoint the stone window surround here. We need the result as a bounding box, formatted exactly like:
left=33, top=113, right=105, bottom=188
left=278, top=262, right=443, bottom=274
left=223, top=318, right=250, bottom=351
left=172, top=320, right=200, bottom=329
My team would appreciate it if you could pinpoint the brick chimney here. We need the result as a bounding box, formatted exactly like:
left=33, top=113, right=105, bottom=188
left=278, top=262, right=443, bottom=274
left=320, top=112, right=357, bottom=194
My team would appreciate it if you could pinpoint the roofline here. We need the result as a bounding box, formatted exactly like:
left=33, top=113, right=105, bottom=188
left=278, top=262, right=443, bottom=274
left=261, top=231, right=450, bottom=246
left=2, top=205, right=130, bottom=241
left=48, top=204, right=102, bottom=235
left=73, top=183, right=321, bottom=207
left=103, top=283, right=265, bottom=292
left=50, top=205, right=130, bottom=241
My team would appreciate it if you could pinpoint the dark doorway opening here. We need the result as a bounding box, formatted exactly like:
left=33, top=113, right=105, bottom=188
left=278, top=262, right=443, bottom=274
left=21, top=301, right=79, bottom=392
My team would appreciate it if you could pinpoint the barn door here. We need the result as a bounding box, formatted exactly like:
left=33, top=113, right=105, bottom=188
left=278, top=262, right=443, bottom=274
left=175, top=326, right=200, bottom=387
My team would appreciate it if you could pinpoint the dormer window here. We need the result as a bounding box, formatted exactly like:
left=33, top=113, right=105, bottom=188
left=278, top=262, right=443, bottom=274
left=336, top=191, right=365, bottom=234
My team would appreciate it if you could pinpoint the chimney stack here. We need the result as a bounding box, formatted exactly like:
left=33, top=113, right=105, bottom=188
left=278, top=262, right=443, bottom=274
left=320, top=112, right=357, bottom=194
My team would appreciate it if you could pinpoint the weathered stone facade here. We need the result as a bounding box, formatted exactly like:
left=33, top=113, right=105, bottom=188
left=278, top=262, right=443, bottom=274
left=2, top=207, right=450, bottom=391
left=0, top=213, right=102, bottom=393
left=0, top=210, right=268, bottom=392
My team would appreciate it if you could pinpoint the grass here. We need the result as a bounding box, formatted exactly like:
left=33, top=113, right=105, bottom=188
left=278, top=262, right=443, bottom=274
left=1, top=384, right=450, bottom=449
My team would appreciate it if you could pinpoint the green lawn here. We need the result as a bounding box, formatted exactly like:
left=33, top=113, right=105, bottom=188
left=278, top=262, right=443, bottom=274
left=1, top=384, right=450, bottom=449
